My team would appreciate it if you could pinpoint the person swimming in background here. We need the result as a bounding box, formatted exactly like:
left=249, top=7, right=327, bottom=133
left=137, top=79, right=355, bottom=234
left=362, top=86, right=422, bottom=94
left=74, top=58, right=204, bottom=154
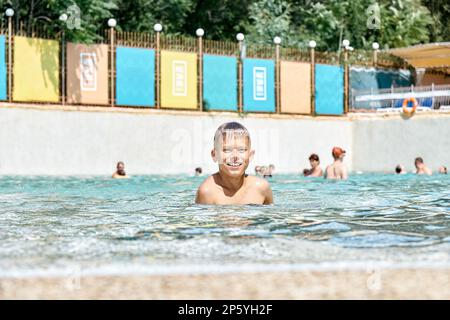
left=303, top=153, right=323, bottom=177
left=438, top=166, right=447, bottom=174
left=112, top=161, right=129, bottom=179
left=395, top=164, right=407, bottom=174
left=415, top=157, right=432, bottom=175
left=263, top=164, right=275, bottom=178
left=195, top=167, right=203, bottom=176
left=195, top=122, right=273, bottom=205
left=325, top=147, right=348, bottom=180
left=254, top=165, right=262, bottom=176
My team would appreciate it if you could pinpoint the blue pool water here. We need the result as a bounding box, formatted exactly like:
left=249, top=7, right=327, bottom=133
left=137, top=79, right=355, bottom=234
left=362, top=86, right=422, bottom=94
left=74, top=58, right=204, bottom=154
left=0, top=174, right=449, bottom=277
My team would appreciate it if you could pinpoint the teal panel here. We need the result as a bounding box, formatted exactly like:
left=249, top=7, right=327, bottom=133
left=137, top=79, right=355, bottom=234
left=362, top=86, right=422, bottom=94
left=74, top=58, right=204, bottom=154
left=243, top=58, right=275, bottom=112
left=116, top=46, right=155, bottom=107
left=315, top=64, right=344, bottom=115
left=203, top=54, right=237, bottom=111
left=0, top=35, right=6, bottom=100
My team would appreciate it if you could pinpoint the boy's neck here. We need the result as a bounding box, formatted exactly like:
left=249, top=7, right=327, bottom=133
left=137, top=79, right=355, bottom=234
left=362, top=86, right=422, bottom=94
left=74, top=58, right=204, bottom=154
left=217, top=171, right=245, bottom=192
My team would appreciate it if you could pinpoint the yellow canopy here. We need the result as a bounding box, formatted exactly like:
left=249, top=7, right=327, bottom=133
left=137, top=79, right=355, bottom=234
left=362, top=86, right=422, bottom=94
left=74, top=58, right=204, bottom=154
left=388, top=42, right=450, bottom=70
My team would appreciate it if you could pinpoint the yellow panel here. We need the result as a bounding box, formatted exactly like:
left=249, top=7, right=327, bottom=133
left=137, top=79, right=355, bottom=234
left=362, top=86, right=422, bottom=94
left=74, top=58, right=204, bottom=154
left=280, top=61, right=311, bottom=114
left=161, top=51, right=197, bottom=109
left=13, top=36, right=59, bottom=102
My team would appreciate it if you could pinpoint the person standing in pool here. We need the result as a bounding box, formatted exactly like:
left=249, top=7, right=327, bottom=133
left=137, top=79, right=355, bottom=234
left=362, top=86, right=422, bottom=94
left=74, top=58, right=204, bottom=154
left=414, top=157, right=432, bottom=175
left=303, top=154, right=323, bottom=177
left=195, top=122, right=273, bottom=205
left=112, top=161, right=129, bottom=179
left=438, top=166, right=447, bottom=174
left=324, top=147, right=348, bottom=180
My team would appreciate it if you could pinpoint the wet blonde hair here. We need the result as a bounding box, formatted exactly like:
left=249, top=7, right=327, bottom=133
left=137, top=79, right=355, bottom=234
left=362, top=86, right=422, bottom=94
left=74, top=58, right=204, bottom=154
left=213, top=122, right=251, bottom=150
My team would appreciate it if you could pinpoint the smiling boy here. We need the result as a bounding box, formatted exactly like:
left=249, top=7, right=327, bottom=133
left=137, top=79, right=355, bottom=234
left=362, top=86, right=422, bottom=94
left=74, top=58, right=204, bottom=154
left=195, top=122, right=273, bottom=205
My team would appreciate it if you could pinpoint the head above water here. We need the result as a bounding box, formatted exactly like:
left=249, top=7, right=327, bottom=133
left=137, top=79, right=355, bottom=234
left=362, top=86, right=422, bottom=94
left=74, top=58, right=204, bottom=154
left=309, top=153, right=320, bottom=167
left=195, top=167, right=202, bottom=175
left=332, top=147, right=346, bottom=160
left=116, top=161, right=126, bottom=176
left=211, top=122, right=254, bottom=178
left=395, top=165, right=403, bottom=174
left=415, top=157, right=424, bottom=168
left=439, top=166, right=447, bottom=174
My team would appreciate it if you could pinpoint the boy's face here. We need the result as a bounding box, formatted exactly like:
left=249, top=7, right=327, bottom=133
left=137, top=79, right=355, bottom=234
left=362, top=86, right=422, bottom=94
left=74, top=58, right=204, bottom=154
left=212, top=132, right=254, bottom=178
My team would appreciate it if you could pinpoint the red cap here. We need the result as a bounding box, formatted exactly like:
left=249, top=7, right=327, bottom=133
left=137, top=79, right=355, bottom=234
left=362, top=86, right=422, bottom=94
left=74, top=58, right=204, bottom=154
left=332, top=147, right=346, bottom=158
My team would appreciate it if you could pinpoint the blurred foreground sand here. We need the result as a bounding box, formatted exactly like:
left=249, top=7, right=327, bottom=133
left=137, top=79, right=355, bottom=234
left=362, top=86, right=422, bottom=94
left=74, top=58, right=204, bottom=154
left=1, top=267, right=449, bottom=299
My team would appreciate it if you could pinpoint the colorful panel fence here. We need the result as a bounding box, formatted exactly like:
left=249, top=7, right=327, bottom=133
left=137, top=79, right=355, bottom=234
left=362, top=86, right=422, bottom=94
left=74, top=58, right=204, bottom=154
left=66, top=43, right=109, bottom=105
left=243, top=58, right=275, bottom=113
left=0, top=35, right=6, bottom=100
left=116, top=46, right=155, bottom=107
left=203, top=54, right=237, bottom=111
left=161, top=51, right=197, bottom=109
left=315, top=64, right=344, bottom=115
left=13, top=36, right=59, bottom=102
left=280, top=61, right=311, bottom=114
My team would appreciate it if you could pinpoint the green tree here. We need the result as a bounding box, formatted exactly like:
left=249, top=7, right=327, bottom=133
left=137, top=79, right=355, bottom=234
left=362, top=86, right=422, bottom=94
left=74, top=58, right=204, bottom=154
left=183, top=0, right=253, bottom=40
left=246, top=0, right=293, bottom=45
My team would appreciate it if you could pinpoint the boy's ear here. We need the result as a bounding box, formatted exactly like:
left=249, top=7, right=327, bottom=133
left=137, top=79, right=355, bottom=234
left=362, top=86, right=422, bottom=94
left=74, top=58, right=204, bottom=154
left=249, top=149, right=255, bottom=162
left=211, top=149, right=217, bottom=163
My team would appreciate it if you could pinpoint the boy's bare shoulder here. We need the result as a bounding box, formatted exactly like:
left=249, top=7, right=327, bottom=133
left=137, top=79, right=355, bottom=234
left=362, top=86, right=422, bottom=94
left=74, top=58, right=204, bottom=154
left=197, top=175, right=217, bottom=193
left=247, top=175, right=271, bottom=191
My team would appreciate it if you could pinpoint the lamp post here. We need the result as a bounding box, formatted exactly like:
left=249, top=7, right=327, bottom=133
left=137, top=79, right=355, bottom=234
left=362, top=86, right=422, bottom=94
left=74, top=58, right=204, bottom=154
left=236, top=33, right=244, bottom=113
left=108, top=18, right=117, bottom=108
left=196, top=28, right=204, bottom=111
left=6, top=8, right=14, bottom=103
left=59, top=14, right=68, bottom=105
left=372, top=42, right=379, bottom=67
left=274, top=36, right=281, bottom=114
left=342, top=39, right=350, bottom=114
left=154, top=23, right=162, bottom=109
left=309, top=40, right=316, bottom=116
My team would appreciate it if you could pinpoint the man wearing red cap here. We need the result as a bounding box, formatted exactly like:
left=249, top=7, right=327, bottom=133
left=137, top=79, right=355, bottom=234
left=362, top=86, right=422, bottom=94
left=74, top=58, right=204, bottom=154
left=325, top=147, right=348, bottom=180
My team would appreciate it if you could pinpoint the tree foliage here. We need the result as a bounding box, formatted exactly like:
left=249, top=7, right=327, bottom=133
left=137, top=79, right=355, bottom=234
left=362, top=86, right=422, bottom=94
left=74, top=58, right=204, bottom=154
left=0, top=0, right=446, bottom=49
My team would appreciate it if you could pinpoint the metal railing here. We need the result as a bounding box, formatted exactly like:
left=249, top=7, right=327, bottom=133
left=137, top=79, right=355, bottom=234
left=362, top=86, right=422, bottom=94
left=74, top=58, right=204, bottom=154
left=351, top=84, right=450, bottom=111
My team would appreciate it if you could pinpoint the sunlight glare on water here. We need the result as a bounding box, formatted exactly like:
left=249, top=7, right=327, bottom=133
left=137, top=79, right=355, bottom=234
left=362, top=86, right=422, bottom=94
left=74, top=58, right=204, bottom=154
left=0, top=174, right=449, bottom=276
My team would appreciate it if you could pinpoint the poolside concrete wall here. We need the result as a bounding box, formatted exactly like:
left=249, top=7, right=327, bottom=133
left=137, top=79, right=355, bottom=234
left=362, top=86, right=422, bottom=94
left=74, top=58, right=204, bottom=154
left=0, top=105, right=353, bottom=175
left=0, top=104, right=448, bottom=175
left=352, top=113, right=450, bottom=173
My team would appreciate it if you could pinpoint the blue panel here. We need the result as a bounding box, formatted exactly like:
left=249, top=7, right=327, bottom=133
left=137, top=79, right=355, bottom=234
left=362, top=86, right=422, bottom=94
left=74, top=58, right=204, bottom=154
left=116, top=46, right=155, bottom=107
left=315, top=64, right=344, bottom=115
left=0, top=35, right=6, bottom=101
left=203, top=54, right=237, bottom=111
left=243, top=58, right=275, bottom=112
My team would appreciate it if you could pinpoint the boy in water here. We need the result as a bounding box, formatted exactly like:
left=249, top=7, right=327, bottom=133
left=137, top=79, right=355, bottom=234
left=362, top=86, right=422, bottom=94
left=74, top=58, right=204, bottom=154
left=195, top=122, right=273, bottom=205
left=325, top=147, right=348, bottom=180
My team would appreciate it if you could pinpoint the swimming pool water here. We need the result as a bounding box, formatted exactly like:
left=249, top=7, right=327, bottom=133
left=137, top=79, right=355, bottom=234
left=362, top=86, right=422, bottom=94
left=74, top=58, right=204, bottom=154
left=0, top=174, right=449, bottom=277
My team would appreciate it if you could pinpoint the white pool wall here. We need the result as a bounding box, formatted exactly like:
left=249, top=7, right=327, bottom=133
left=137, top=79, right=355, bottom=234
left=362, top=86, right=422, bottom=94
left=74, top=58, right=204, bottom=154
left=0, top=104, right=448, bottom=175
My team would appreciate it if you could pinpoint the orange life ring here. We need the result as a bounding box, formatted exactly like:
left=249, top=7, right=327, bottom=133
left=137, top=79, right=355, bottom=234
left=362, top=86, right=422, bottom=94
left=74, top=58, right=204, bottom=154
left=402, top=97, right=418, bottom=115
